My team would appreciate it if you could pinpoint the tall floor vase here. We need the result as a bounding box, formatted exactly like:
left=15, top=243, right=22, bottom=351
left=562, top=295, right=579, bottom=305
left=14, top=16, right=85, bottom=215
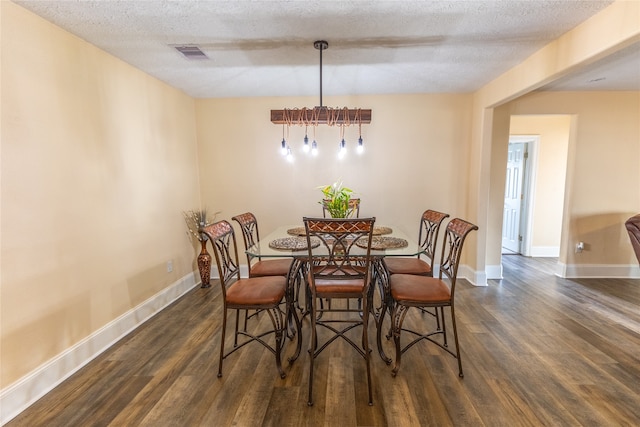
left=197, top=239, right=212, bottom=288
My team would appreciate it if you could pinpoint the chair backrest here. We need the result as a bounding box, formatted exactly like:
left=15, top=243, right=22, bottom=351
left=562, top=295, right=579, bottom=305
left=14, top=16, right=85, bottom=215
left=231, top=212, right=261, bottom=267
left=626, top=214, right=640, bottom=264
left=417, top=210, right=450, bottom=263
left=322, top=198, right=361, bottom=218
left=303, top=217, right=375, bottom=292
left=201, top=220, right=241, bottom=297
left=438, top=218, right=478, bottom=292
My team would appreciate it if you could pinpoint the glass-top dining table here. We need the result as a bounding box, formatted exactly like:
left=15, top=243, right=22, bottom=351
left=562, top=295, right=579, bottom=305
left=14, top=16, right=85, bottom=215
left=246, top=223, right=426, bottom=364
left=246, top=224, right=424, bottom=259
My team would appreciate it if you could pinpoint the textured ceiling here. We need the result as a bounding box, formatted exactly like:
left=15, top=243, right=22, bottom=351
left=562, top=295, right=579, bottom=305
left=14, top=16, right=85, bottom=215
left=13, top=0, right=639, bottom=98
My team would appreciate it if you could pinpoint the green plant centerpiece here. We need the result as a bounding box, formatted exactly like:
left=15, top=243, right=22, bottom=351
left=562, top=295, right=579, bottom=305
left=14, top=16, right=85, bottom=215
left=183, top=209, right=219, bottom=288
left=319, top=180, right=355, bottom=218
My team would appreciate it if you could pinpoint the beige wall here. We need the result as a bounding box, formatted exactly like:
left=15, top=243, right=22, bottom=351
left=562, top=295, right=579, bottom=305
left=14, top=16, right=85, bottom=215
left=510, top=115, right=571, bottom=253
left=506, top=92, right=640, bottom=266
left=195, top=94, right=472, bottom=237
left=1, top=2, right=201, bottom=387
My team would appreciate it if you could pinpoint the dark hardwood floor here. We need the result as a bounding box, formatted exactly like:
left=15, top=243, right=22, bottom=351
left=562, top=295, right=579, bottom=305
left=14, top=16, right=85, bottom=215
left=8, top=256, right=640, bottom=426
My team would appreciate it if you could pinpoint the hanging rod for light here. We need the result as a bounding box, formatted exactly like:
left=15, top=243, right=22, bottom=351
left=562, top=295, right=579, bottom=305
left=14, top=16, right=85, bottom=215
left=270, top=40, right=372, bottom=125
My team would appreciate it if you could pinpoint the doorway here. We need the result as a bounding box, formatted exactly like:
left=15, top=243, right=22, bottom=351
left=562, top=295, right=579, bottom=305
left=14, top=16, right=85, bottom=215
left=502, top=136, right=538, bottom=255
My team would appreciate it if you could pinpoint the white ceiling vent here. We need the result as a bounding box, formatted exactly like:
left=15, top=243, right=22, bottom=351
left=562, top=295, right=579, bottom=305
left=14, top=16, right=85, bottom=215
left=174, top=45, right=209, bottom=60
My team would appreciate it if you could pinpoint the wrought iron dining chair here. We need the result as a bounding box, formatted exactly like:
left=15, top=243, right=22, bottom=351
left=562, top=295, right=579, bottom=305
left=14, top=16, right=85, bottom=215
left=201, top=220, right=297, bottom=379
left=232, top=212, right=297, bottom=327
left=382, top=209, right=449, bottom=331
left=388, top=218, right=477, bottom=378
left=233, top=212, right=309, bottom=321
left=303, top=217, right=376, bottom=406
left=384, top=209, right=449, bottom=276
left=322, top=198, right=361, bottom=218
left=232, top=212, right=293, bottom=278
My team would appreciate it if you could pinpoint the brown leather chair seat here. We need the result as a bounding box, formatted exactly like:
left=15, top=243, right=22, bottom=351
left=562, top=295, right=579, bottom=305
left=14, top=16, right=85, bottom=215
left=384, top=257, right=432, bottom=275
left=249, top=258, right=293, bottom=277
left=225, top=276, right=286, bottom=306
left=390, top=274, right=451, bottom=304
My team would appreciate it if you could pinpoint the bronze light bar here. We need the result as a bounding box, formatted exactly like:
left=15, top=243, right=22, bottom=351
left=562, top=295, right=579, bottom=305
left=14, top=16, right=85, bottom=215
left=270, top=107, right=372, bottom=125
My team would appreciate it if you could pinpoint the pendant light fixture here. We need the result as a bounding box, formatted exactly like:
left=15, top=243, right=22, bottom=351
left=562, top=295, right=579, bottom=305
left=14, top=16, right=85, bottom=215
left=272, top=41, right=371, bottom=157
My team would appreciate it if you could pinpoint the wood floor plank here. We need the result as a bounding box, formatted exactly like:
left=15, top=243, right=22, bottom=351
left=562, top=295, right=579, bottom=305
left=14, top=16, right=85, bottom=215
left=377, top=371, right=424, bottom=427
left=7, top=255, right=640, bottom=426
left=137, top=375, right=204, bottom=426
left=265, top=389, right=306, bottom=426
left=324, top=355, right=357, bottom=426
left=228, top=351, right=280, bottom=426
left=353, top=357, right=387, bottom=427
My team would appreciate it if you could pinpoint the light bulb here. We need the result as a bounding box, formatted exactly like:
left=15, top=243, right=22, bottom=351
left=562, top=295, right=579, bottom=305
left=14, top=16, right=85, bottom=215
left=338, top=138, right=347, bottom=159
left=357, top=136, right=364, bottom=154
left=281, top=138, right=287, bottom=156
left=311, top=140, right=318, bottom=156
left=303, top=135, right=310, bottom=153
left=286, top=146, right=294, bottom=162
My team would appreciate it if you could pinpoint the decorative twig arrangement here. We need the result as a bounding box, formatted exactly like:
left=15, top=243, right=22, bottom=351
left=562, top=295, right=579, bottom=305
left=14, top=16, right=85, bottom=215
left=183, top=209, right=219, bottom=242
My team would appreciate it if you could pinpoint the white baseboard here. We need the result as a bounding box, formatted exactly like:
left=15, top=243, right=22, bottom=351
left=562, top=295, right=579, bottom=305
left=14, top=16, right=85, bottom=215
left=0, top=272, right=198, bottom=425
left=460, top=264, right=489, bottom=286
left=556, top=263, right=640, bottom=278
left=529, top=246, right=560, bottom=257
left=485, top=264, right=503, bottom=281
left=432, top=264, right=487, bottom=286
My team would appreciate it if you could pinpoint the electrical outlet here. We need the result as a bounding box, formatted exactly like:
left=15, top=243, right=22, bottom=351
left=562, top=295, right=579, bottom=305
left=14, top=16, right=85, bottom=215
left=167, top=260, right=173, bottom=272
left=575, top=242, right=585, bottom=253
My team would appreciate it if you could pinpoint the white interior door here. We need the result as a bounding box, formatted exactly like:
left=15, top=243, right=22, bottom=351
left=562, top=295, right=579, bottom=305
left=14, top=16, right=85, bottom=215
left=502, top=142, right=526, bottom=254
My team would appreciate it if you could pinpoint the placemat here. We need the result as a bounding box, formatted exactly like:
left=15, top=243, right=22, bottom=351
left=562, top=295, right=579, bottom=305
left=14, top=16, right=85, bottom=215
left=269, top=237, right=320, bottom=250
left=373, top=226, right=393, bottom=235
left=286, top=226, right=306, bottom=236
left=356, top=236, right=408, bottom=250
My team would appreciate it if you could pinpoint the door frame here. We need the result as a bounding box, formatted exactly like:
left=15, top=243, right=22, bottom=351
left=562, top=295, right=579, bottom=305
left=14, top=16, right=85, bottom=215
left=508, top=135, right=539, bottom=256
